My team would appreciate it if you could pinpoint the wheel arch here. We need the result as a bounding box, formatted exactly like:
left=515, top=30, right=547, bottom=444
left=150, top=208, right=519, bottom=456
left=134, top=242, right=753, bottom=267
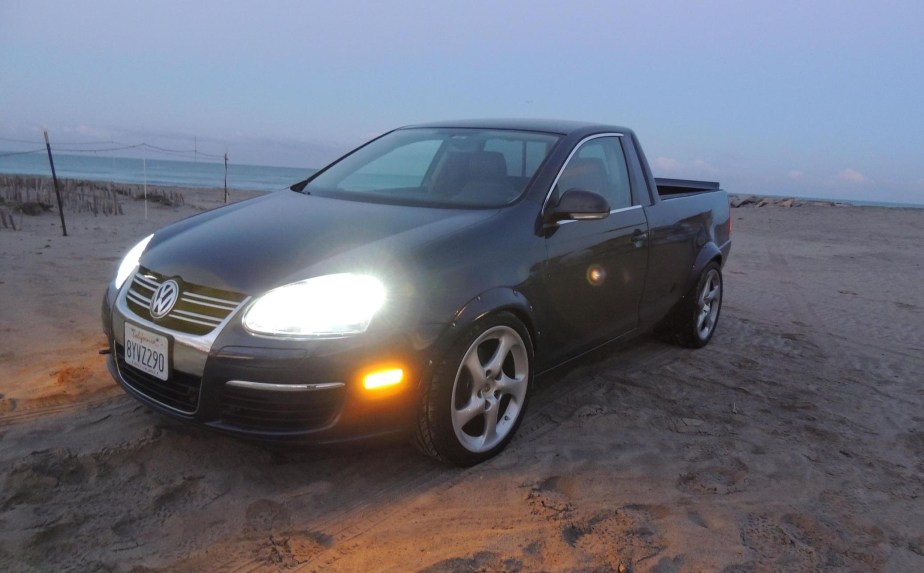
left=687, top=242, right=724, bottom=292
left=450, top=287, right=539, bottom=351
left=414, top=287, right=539, bottom=394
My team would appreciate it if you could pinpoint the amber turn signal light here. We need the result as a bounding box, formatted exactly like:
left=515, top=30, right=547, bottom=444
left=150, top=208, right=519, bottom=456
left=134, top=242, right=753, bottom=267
left=362, top=368, right=404, bottom=391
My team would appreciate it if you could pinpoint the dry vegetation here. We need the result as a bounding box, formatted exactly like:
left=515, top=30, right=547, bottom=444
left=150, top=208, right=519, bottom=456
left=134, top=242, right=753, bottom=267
left=0, top=175, right=187, bottom=230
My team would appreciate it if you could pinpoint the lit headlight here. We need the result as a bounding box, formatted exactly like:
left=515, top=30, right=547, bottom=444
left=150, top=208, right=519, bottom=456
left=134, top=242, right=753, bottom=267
left=243, top=273, right=386, bottom=337
left=115, top=234, right=154, bottom=289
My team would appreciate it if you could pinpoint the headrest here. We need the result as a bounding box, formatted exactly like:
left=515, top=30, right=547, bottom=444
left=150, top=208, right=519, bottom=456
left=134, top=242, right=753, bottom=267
left=468, top=151, right=508, bottom=178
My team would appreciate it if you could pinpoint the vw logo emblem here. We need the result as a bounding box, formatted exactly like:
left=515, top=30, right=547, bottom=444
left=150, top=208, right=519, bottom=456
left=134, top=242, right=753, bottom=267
left=150, top=279, right=180, bottom=319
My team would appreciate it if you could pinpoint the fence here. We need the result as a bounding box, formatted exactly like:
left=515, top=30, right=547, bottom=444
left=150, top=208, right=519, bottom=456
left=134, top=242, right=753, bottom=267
left=0, top=133, right=228, bottom=233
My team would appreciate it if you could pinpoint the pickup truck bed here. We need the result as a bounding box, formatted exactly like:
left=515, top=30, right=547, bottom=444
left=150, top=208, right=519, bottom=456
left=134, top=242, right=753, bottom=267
left=655, top=177, right=721, bottom=197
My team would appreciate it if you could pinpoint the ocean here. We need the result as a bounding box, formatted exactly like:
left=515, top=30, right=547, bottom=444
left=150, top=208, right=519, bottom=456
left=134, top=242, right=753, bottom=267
left=2, top=150, right=921, bottom=208
left=0, top=152, right=316, bottom=193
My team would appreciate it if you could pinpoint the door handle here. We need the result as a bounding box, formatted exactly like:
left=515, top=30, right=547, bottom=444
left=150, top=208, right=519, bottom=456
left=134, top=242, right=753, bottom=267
left=631, top=229, right=648, bottom=245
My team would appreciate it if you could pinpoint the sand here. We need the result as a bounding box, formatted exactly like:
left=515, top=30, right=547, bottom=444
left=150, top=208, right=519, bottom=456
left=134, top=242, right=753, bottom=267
left=1, top=187, right=922, bottom=572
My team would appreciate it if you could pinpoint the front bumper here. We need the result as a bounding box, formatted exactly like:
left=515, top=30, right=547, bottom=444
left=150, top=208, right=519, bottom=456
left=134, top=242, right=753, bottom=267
left=102, top=281, right=444, bottom=443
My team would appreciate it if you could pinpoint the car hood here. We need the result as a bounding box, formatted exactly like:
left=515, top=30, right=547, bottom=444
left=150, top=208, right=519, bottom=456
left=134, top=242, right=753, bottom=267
left=140, top=191, right=499, bottom=294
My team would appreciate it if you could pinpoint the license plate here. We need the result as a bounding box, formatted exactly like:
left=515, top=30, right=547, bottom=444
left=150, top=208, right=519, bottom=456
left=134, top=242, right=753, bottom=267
left=124, top=323, right=170, bottom=381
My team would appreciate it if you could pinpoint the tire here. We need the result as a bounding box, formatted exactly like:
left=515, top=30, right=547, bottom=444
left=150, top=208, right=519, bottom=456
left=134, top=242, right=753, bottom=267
left=414, top=312, right=533, bottom=466
left=656, top=261, right=723, bottom=348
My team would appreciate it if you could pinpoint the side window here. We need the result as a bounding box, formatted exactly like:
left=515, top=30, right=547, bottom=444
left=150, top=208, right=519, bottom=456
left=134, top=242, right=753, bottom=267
left=484, top=138, right=554, bottom=178
left=557, top=136, right=632, bottom=209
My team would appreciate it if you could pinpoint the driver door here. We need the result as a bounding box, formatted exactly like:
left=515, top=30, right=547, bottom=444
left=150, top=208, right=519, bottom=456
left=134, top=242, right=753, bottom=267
left=541, top=135, right=649, bottom=361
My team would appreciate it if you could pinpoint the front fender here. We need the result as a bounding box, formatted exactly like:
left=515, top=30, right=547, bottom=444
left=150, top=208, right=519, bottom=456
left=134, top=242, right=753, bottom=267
left=424, top=287, right=540, bottom=372
left=451, top=287, right=538, bottom=339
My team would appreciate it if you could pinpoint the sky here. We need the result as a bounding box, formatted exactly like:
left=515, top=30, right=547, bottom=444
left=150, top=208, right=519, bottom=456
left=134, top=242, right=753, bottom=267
left=1, top=0, right=923, bottom=204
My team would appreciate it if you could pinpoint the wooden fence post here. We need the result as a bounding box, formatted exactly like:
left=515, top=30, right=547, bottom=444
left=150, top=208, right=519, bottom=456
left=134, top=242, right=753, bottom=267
left=43, top=129, right=67, bottom=236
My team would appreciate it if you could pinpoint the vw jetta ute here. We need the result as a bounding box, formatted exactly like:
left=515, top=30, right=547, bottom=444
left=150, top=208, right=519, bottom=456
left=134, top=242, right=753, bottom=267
left=102, top=120, right=731, bottom=465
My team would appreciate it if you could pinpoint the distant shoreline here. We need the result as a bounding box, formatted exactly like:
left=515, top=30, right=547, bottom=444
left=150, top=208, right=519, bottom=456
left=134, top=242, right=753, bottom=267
left=0, top=152, right=311, bottom=194
left=1, top=172, right=921, bottom=211
left=729, top=193, right=923, bottom=210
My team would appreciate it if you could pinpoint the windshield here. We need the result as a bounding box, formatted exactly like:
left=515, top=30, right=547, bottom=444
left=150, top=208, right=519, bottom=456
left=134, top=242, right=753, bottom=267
left=306, top=128, right=561, bottom=208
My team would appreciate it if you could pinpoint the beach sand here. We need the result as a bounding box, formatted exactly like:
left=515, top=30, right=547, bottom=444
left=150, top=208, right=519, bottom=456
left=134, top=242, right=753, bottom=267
left=1, top=187, right=922, bottom=571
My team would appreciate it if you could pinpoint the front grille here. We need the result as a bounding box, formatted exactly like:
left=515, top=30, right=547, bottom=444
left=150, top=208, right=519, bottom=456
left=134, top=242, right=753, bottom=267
left=220, top=384, right=344, bottom=432
left=116, top=344, right=201, bottom=413
left=126, top=267, right=247, bottom=336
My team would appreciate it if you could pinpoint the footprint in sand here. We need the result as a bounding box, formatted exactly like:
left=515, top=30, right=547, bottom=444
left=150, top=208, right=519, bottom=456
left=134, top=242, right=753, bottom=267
left=245, top=498, right=292, bottom=531
left=677, top=457, right=749, bottom=495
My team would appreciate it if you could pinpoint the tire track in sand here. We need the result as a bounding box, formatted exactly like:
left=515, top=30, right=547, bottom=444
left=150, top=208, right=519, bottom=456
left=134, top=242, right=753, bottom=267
left=766, top=249, right=850, bottom=379
left=217, top=338, right=681, bottom=572
left=0, top=391, right=125, bottom=427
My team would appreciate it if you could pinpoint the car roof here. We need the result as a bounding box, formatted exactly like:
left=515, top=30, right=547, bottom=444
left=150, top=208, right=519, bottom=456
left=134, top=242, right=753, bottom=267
left=401, top=118, right=635, bottom=137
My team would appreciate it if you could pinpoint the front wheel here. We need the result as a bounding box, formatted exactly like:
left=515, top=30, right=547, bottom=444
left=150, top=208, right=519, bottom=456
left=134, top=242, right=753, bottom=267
left=656, top=261, right=723, bottom=348
left=414, top=312, right=533, bottom=466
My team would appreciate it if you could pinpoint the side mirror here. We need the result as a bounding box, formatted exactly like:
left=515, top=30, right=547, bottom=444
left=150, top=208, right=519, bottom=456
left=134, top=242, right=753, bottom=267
left=547, top=189, right=610, bottom=224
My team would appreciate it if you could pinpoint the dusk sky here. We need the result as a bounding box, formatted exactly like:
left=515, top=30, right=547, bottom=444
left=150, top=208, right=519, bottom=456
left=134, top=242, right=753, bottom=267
left=2, top=1, right=923, bottom=204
